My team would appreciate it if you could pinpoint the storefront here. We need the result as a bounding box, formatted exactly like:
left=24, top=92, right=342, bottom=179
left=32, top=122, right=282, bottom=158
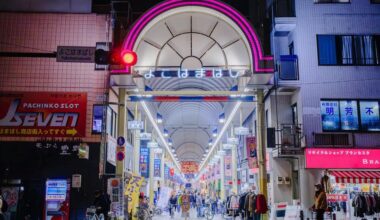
left=305, top=148, right=380, bottom=219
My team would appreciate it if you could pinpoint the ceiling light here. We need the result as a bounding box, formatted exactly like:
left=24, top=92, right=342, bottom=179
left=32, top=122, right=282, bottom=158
left=219, top=113, right=225, bottom=123
left=164, top=129, right=169, bottom=137
left=156, top=113, right=163, bottom=124
left=199, top=101, right=242, bottom=171
left=212, top=128, right=218, bottom=137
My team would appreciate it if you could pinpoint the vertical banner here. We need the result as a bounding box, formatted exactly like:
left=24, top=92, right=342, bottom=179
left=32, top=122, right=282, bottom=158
left=359, top=101, right=380, bottom=131
left=125, top=174, right=144, bottom=214
left=246, top=136, right=258, bottom=169
left=320, top=100, right=340, bottom=131
left=139, top=140, right=149, bottom=178
left=154, top=159, right=161, bottom=178
left=0, top=92, right=87, bottom=137
left=225, top=156, right=232, bottom=177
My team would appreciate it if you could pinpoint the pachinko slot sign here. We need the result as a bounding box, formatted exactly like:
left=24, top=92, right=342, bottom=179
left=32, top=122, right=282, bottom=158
left=0, top=92, right=87, bottom=137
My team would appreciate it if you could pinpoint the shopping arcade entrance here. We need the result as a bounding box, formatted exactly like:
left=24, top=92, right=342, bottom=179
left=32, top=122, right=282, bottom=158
left=110, top=0, right=275, bottom=208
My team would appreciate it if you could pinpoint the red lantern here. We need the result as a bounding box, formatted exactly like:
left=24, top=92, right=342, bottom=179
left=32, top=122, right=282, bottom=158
left=169, top=168, right=175, bottom=177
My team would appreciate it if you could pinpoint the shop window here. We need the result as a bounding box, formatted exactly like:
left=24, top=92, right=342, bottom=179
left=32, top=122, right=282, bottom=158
left=317, top=35, right=380, bottom=65
left=106, top=107, right=118, bottom=138
left=320, top=99, right=380, bottom=132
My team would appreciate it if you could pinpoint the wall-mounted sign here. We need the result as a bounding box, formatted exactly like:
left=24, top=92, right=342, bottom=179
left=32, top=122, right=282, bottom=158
left=0, top=92, right=87, bottom=137
left=140, top=69, right=249, bottom=80
left=181, top=161, right=199, bottom=174
left=359, top=101, right=380, bottom=131
left=339, top=100, right=359, bottom=131
left=107, top=139, right=117, bottom=165
left=57, top=46, right=95, bottom=63
left=140, top=140, right=150, bottom=178
left=140, top=132, right=152, bottom=140
left=320, top=100, right=340, bottom=131
left=227, top=137, right=239, bottom=145
left=72, top=174, right=82, bottom=188
left=92, top=105, right=103, bottom=134
left=327, top=194, right=348, bottom=202
left=154, top=159, right=161, bottom=177
left=305, top=148, right=380, bottom=169
left=246, top=136, right=258, bottom=169
left=147, top=141, right=159, bottom=148
left=117, top=136, right=125, bottom=146
left=128, top=121, right=144, bottom=130
left=234, top=127, right=249, bottom=135
left=45, top=180, right=68, bottom=201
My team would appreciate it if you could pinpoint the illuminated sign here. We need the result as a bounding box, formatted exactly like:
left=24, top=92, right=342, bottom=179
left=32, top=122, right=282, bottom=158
left=45, top=180, right=68, bottom=201
left=139, top=69, right=249, bottom=79
left=305, top=148, right=380, bottom=169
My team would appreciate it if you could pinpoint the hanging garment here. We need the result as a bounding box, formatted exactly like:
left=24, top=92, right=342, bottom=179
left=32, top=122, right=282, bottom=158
left=239, top=192, right=248, bottom=214
left=256, top=194, right=268, bottom=214
left=352, top=194, right=365, bottom=217
left=230, top=195, right=239, bottom=210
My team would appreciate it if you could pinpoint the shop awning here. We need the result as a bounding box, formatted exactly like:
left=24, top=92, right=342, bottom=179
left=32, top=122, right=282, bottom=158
left=331, top=171, right=380, bottom=184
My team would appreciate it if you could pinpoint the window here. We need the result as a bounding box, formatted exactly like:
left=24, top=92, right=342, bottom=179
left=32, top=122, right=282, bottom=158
left=371, top=0, right=380, bottom=3
left=106, top=107, right=118, bottom=138
left=292, top=104, right=298, bottom=125
left=320, top=99, right=380, bottom=132
left=314, top=0, right=350, bottom=3
left=317, top=35, right=380, bottom=65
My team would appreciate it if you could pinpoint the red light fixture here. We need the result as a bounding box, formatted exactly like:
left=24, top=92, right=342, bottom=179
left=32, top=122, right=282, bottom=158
left=121, top=50, right=137, bottom=66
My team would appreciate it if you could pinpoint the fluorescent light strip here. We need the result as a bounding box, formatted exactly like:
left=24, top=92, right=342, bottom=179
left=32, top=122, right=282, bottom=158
left=199, top=101, right=242, bottom=171
left=140, top=101, right=182, bottom=173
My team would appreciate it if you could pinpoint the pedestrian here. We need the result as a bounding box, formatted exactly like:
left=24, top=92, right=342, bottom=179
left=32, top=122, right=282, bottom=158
left=196, top=193, right=202, bottom=217
left=310, top=183, right=327, bottom=220
left=169, top=193, right=177, bottom=218
left=93, top=190, right=111, bottom=219
left=177, top=193, right=182, bottom=213
left=181, top=190, right=191, bottom=220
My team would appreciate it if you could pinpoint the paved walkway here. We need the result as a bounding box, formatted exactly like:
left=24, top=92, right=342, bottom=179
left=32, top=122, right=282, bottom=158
left=153, top=208, right=237, bottom=220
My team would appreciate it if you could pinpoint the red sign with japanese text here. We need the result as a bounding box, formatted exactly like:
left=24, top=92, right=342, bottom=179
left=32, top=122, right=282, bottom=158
left=305, top=148, right=380, bottom=169
left=0, top=92, right=87, bottom=137
left=181, top=161, right=199, bottom=174
left=327, top=194, right=348, bottom=202
left=246, top=136, right=258, bottom=169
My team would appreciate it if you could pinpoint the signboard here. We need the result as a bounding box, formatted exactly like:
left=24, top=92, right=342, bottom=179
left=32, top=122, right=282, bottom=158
left=140, top=141, right=150, bottom=178
left=107, top=139, right=117, bottom=165
left=125, top=174, right=144, bottom=213
left=359, top=101, right=380, bottom=131
left=0, top=92, right=87, bottom=137
left=339, top=100, right=359, bottom=131
left=128, top=121, right=144, bottom=130
left=223, top=143, right=234, bottom=149
left=92, top=105, right=103, bottom=134
left=246, top=136, right=258, bottom=169
left=45, top=180, right=68, bottom=201
left=320, top=100, right=340, bottom=131
left=140, top=132, right=152, bottom=140
left=225, top=156, right=232, bottom=177
left=72, top=174, right=82, bottom=188
left=107, top=178, right=123, bottom=217
left=141, top=69, right=249, bottom=79
left=305, top=148, right=380, bottom=169
left=147, top=141, right=159, bottom=148
left=227, top=137, right=239, bottom=145
left=117, top=136, right=125, bottom=146
left=154, top=159, right=161, bottom=177
left=284, top=205, right=300, bottom=220
left=327, top=194, right=348, bottom=202
left=164, top=165, right=169, bottom=179
left=234, top=126, right=249, bottom=135
left=57, top=46, right=95, bottom=63
left=181, top=161, right=199, bottom=174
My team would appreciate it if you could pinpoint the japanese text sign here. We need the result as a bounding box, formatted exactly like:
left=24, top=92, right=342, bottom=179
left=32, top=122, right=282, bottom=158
left=180, top=161, right=199, bottom=174
left=0, top=92, right=87, bottom=137
left=306, top=148, right=380, bottom=169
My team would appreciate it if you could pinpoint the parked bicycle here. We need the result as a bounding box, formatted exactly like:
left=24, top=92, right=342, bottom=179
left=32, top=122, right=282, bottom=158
left=85, top=206, right=105, bottom=220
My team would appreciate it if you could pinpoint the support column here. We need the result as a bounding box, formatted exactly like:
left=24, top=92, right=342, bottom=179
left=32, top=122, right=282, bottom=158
left=133, top=106, right=141, bottom=174
left=149, top=146, right=155, bottom=205
left=160, top=149, right=165, bottom=187
left=231, top=138, right=238, bottom=194
left=116, top=88, right=127, bottom=218
left=220, top=151, right=225, bottom=200
left=256, top=89, right=268, bottom=218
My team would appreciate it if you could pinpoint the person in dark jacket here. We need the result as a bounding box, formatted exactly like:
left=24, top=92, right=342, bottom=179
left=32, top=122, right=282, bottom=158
left=311, top=184, right=327, bottom=220
left=93, top=190, right=111, bottom=218
left=169, top=194, right=177, bottom=217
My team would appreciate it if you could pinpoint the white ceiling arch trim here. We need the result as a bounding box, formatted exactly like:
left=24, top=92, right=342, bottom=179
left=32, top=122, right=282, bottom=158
left=132, top=6, right=253, bottom=73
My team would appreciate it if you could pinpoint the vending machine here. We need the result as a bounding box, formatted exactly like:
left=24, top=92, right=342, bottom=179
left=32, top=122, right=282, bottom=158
left=44, top=179, right=70, bottom=220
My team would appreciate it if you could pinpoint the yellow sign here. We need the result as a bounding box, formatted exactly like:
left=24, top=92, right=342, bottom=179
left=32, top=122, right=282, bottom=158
left=125, top=174, right=144, bottom=216
left=361, top=184, right=370, bottom=193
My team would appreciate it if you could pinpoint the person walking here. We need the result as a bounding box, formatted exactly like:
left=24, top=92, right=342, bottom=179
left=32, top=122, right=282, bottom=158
left=169, top=194, right=177, bottom=218
left=181, top=191, right=191, bottom=220
left=93, top=190, right=111, bottom=219
left=311, top=183, right=328, bottom=220
left=196, top=193, right=203, bottom=217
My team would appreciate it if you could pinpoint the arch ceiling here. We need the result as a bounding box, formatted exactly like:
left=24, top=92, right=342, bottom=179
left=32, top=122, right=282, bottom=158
left=126, top=1, right=273, bottom=165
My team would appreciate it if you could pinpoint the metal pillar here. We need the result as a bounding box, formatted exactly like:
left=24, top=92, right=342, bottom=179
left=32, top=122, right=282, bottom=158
left=149, top=146, right=155, bottom=205
left=160, top=149, right=165, bottom=186
left=256, top=89, right=268, bottom=218
left=219, top=150, right=225, bottom=200
left=116, top=88, right=127, bottom=218
left=231, top=127, right=238, bottom=194
left=133, top=106, right=141, bottom=174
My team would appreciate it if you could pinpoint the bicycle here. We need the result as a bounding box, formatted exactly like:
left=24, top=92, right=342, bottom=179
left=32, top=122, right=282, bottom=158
left=135, top=206, right=153, bottom=220
left=85, top=207, right=105, bottom=220
left=203, top=203, right=214, bottom=220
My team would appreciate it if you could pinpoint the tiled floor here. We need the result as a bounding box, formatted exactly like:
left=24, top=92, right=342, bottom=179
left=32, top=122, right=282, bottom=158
left=152, top=208, right=237, bottom=220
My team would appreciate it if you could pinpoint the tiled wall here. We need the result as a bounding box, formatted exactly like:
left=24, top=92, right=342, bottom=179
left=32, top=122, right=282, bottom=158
left=0, top=13, right=111, bottom=142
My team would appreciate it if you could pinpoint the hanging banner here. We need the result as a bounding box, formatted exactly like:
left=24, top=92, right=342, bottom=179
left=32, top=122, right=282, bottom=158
left=0, top=92, right=87, bottom=137
left=181, top=161, right=199, bottom=174
left=140, top=140, right=149, bottom=178
left=164, top=165, right=169, bottom=179
left=154, top=159, right=161, bottom=178
left=246, top=136, right=258, bottom=169
left=225, top=156, right=232, bottom=177
left=125, top=174, right=144, bottom=213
